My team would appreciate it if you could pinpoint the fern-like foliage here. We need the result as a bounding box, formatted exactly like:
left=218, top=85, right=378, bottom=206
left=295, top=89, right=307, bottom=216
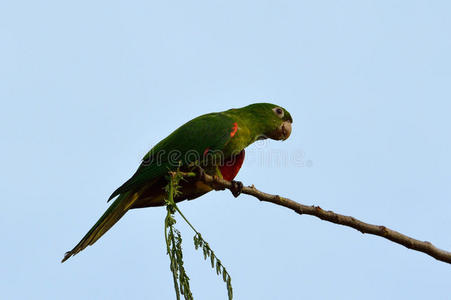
left=164, top=170, right=233, bottom=300
left=193, top=233, right=233, bottom=299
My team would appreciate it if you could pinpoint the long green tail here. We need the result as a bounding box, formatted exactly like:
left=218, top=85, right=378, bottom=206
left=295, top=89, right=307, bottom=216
left=61, top=191, right=137, bottom=263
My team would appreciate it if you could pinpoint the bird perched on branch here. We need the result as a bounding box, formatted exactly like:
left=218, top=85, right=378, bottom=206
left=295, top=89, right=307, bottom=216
left=62, top=103, right=293, bottom=262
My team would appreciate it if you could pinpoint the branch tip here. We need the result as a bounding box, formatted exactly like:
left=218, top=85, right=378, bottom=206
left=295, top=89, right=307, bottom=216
left=196, top=172, right=451, bottom=265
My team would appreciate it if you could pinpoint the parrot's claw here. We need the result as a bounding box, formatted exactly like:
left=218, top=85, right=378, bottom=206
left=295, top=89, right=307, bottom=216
left=230, top=180, right=243, bottom=198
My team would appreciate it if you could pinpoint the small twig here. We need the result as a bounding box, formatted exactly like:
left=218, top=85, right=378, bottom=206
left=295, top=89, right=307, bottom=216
left=165, top=170, right=233, bottom=299
left=200, top=173, right=451, bottom=265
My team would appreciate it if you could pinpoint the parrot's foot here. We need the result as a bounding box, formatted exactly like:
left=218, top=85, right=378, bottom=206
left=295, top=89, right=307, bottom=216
left=230, top=180, right=243, bottom=198
left=209, top=175, right=225, bottom=191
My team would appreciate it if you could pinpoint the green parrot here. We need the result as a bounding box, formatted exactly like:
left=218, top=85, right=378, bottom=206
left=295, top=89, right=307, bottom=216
left=62, top=103, right=293, bottom=262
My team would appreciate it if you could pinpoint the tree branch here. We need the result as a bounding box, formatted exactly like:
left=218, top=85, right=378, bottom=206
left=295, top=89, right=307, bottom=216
left=200, top=173, right=451, bottom=265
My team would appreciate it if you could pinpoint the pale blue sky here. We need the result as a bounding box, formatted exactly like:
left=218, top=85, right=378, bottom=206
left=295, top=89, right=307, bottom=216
left=1, top=1, right=451, bottom=299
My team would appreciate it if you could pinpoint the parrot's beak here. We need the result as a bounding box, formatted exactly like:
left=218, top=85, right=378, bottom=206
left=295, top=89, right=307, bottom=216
left=281, top=121, right=292, bottom=140
left=268, top=121, right=292, bottom=141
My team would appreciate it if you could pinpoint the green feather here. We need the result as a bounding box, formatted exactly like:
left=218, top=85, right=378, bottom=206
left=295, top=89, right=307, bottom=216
left=108, top=112, right=237, bottom=200
left=61, top=191, right=137, bottom=262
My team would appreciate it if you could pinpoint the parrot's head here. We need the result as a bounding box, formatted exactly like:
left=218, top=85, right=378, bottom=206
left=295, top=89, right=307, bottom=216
left=241, top=103, right=293, bottom=141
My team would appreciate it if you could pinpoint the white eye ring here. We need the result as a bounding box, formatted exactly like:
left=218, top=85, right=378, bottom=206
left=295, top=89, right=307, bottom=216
left=272, top=107, right=284, bottom=118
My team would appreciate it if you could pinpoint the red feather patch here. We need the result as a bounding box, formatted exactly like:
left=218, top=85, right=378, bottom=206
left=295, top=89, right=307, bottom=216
left=230, top=122, right=238, bottom=137
left=219, top=149, right=245, bottom=181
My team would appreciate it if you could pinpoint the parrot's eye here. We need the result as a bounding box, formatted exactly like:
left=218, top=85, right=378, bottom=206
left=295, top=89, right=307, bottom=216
left=272, top=107, right=284, bottom=118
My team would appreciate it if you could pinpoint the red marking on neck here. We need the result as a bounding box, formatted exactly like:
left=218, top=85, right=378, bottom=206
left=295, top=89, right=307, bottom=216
left=230, top=122, right=238, bottom=137
left=203, top=147, right=210, bottom=157
left=219, top=149, right=245, bottom=181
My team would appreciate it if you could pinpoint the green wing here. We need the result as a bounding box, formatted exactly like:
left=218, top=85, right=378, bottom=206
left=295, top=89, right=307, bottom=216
left=108, top=112, right=236, bottom=201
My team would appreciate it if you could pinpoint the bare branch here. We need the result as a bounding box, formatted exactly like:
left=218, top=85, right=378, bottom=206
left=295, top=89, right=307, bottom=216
left=200, top=173, right=451, bottom=265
